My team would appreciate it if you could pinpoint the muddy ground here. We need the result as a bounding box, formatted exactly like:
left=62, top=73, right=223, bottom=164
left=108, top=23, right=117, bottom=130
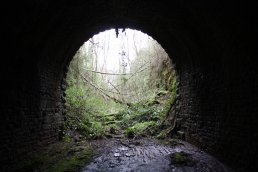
left=82, top=138, right=233, bottom=172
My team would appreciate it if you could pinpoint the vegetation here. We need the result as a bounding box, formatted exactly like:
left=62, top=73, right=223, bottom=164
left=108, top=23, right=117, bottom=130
left=15, top=141, right=93, bottom=172
left=170, top=151, right=194, bottom=166
left=63, top=29, right=177, bottom=141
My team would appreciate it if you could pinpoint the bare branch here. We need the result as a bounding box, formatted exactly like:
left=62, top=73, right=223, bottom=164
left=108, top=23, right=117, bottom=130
left=80, top=74, right=131, bottom=106
left=84, top=68, right=132, bottom=75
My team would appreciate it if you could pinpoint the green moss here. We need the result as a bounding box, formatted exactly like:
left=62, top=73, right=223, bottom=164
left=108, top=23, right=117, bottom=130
left=125, top=121, right=155, bottom=137
left=160, top=139, right=181, bottom=146
left=16, top=157, right=45, bottom=172
left=125, top=127, right=135, bottom=138
left=157, top=77, right=177, bottom=119
left=62, top=134, right=72, bottom=142
left=48, top=148, right=93, bottom=172
left=156, top=90, right=168, bottom=96
left=156, top=130, right=167, bottom=139
left=48, top=157, right=79, bottom=172
left=14, top=141, right=93, bottom=172
left=170, top=151, right=192, bottom=165
left=103, top=115, right=115, bottom=121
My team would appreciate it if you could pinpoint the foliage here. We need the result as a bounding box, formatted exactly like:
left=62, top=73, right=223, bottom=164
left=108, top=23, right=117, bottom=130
left=63, top=29, right=177, bottom=141
left=65, top=84, right=89, bottom=117
left=125, top=121, right=156, bottom=138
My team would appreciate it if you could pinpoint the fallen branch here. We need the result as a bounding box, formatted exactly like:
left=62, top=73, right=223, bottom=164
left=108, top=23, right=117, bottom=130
left=84, top=68, right=132, bottom=75
left=80, top=74, right=131, bottom=106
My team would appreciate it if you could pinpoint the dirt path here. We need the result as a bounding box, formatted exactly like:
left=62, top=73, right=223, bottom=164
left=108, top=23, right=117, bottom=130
left=81, top=138, right=233, bottom=172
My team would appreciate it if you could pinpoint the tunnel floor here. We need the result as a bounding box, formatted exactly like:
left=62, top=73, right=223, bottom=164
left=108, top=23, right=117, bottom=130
left=82, top=138, right=232, bottom=172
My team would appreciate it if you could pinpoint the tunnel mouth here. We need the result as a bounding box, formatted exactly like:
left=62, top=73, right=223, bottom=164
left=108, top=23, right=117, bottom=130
left=63, top=28, right=178, bottom=141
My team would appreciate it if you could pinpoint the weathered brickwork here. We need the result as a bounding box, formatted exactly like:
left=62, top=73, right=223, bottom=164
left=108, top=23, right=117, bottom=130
left=1, top=1, right=257, bottom=171
left=177, top=60, right=257, bottom=171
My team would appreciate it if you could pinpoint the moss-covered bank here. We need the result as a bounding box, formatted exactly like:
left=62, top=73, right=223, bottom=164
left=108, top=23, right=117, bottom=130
left=15, top=140, right=93, bottom=172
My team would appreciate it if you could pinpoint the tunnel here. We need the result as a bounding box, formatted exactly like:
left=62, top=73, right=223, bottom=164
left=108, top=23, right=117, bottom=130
left=1, top=1, right=257, bottom=171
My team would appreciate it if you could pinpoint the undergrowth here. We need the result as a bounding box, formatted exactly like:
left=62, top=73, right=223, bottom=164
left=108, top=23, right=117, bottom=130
left=63, top=76, right=177, bottom=141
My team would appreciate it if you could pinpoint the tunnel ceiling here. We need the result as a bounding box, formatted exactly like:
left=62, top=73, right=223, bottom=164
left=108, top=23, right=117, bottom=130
left=1, top=1, right=257, bottom=172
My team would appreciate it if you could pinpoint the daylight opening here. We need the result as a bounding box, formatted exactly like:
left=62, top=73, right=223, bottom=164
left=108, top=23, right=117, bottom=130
left=64, top=29, right=177, bottom=140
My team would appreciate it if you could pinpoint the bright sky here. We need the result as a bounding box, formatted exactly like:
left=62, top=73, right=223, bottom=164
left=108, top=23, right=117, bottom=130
left=82, top=28, right=152, bottom=73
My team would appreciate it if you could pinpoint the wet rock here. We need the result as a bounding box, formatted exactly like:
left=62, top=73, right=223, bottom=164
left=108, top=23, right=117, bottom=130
left=125, top=153, right=133, bottom=157
left=114, top=153, right=120, bottom=157
left=82, top=138, right=231, bottom=172
left=118, top=147, right=129, bottom=151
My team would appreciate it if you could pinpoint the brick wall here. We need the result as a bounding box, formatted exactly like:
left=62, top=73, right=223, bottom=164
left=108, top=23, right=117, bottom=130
left=1, top=1, right=257, bottom=171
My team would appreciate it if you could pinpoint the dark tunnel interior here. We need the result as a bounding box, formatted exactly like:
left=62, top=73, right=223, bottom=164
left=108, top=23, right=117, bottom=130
left=1, top=1, right=257, bottom=171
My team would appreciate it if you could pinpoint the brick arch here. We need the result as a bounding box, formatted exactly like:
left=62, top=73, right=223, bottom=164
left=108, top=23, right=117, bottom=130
left=1, top=1, right=257, bottom=171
